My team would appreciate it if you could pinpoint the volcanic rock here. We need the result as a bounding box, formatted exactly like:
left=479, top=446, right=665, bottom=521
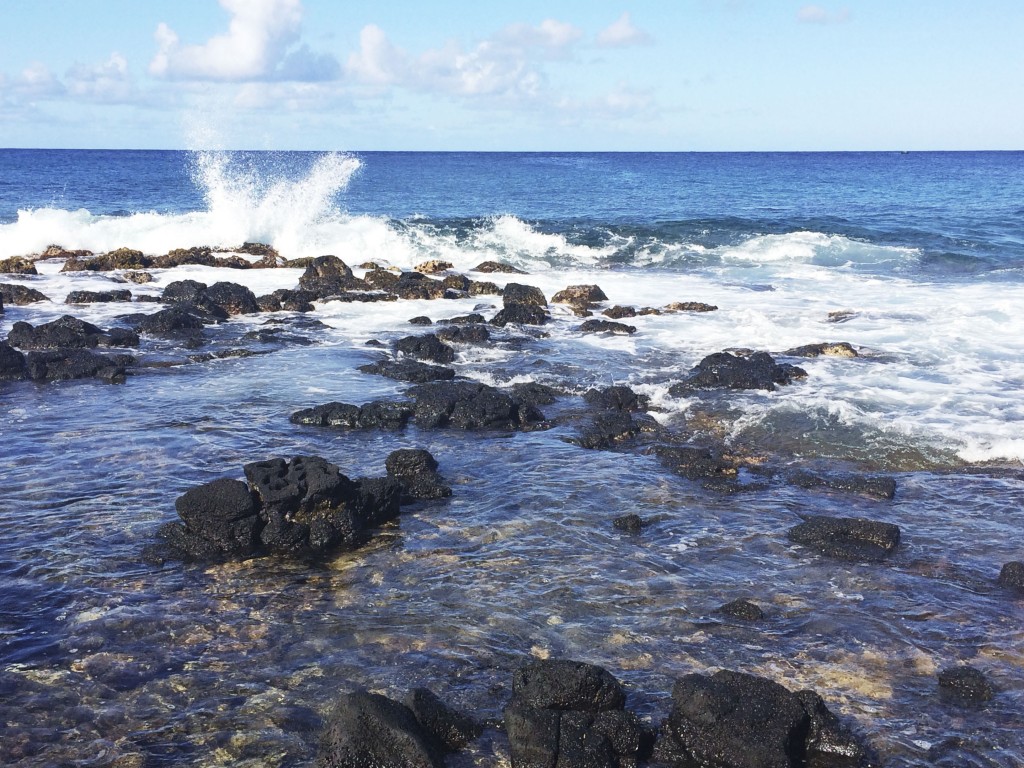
left=716, top=598, right=765, bottom=621
left=394, top=333, right=456, bottom=364
left=603, top=305, right=637, bottom=319
left=407, top=380, right=544, bottom=431
left=0, top=283, right=49, bottom=305
left=473, top=261, right=527, bottom=274
left=656, top=670, right=868, bottom=768
left=65, top=289, right=132, bottom=304
left=385, top=448, right=451, bottom=501
left=784, top=342, right=859, bottom=358
left=788, top=514, right=901, bottom=561
left=937, top=666, right=995, bottom=704
left=787, top=470, right=896, bottom=500
left=0, top=256, right=39, bottom=275
left=0, top=342, right=28, bottom=381
left=358, top=359, right=456, bottom=383
left=435, top=324, right=491, bottom=344
left=290, top=401, right=414, bottom=430
left=997, top=561, right=1024, bottom=591
left=579, top=318, right=636, bottom=335
left=404, top=688, right=481, bottom=753
left=669, top=351, right=807, bottom=394
left=664, top=301, right=718, bottom=312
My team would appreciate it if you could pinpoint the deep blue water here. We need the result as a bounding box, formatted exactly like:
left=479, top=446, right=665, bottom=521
left=2, top=149, right=1022, bottom=273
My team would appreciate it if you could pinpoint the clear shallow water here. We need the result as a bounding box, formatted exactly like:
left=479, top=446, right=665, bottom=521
left=0, top=150, right=1023, bottom=766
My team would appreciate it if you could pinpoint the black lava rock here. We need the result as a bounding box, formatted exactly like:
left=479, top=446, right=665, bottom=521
left=404, top=688, right=481, bottom=752
left=65, top=289, right=132, bottom=304
left=394, top=333, right=456, bottom=364
left=491, top=303, right=549, bottom=327
left=787, top=470, right=896, bottom=500
left=318, top=690, right=444, bottom=768
left=358, top=359, right=456, bottom=383
left=0, top=283, right=49, bottom=305
left=613, top=513, right=644, bottom=534
left=716, top=598, right=765, bottom=621
left=584, top=385, right=649, bottom=412
left=938, top=666, right=995, bottom=704
left=579, top=318, right=636, bottom=335
left=656, top=670, right=868, bottom=768
left=407, top=380, right=544, bottom=431
left=669, top=351, right=807, bottom=394
left=8, top=315, right=106, bottom=349
left=0, top=341, right=28, bottom=381
left=652, top=445, right=738, bottom=482
left=25, top=349, right=133, bottom=383
left=170, top=478, right=262, bottom=559
left=385, top=448, right=452, bottom=500
left=435, top=324, right=491, bottom=344
left=997, top=561, right=1024, bottom=591
left=788, top=514, right=901, bottom=562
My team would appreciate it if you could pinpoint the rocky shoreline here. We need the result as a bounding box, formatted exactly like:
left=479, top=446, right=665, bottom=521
left=2, top=243, right=1020, bottom=767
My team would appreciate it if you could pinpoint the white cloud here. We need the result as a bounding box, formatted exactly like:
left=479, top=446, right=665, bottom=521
left=345, top=21, right=574, bottom=100
left=8, top=63, right=65, bottom=98
left=150, top=0, right=327, bottom=82
left=596, top=13, right=652, bottom=48
left=797, top=5, right=851, bottom=24
left=66, top=53, right=136, bottom=103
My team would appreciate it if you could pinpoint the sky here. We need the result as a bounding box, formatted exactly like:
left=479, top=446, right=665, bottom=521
left=0, top=0, right=1021, bottom=151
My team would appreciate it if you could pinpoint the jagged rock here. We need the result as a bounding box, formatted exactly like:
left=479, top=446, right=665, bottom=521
left=491, top=303, right=549, bottom=326
left=358, top=359, right=456, bottom=383
left=664, top=301, right=718, bottom=312
left=318, top=690, right=444, bottom=768
left=24, top=349, right=132, bottom=383
left=441, top=313, right=487, bottom=325
left=167, top=478, right=261, bottom=558
left=297, top=255, right=366, bottom=297
left=408, top=381, right=544, bottom=431
left=937, top=666, right=995, bottom=704
left=235, top=242, right=280, bottom=262
left=404, top=688, right=481, bottom=752
left=119, top=305, right=218, bottom=335
left=256, top=288, right=317, bottom=313
left=7, top=315, right=138, bottom=350
left=669, top=351, right=807, bottom=394
left=603, top=305, right=637, bottom=319
left=512, top=382, right=560, bottom=406
left=613, top=514, right=644, bottom=534
left=0, top=256, right=39, bottom=275
left=788, top=514, right=901, bottom=561
left=580, top=318, right=636, bottom=335
left=785, top=342, right=859, bottom=358
left=441, top=274, right=470, bottom=292
left=290, top=401, right=414, bottom=430
left=363, top=268, right=401, bottom=291
left=473, top=261, right=526, bottom=274
left=62, top=247, right=152, bottom=272
left=552, top=284, right=608, bottom=314
left=505, top=659, right=652, bottom=768
left=414, top=260, right=454, bottom=275
left=997, top=561, right=1024, bottom=591
left=65, top=289, right=132, bottom=304
left=787, top=470, right=896, bottom=500
left=155, top=247, right=217, bottom=268
left=0, top=342, right=28, bottom=381
left=652, top=445, right=738, bottom=482
left=571, top=410, right=654, bottom=450
left=435, top=324, right=491, bottom=344
left=394, top=334, right=456, bottom=364
left=656, top=670, right=868, bottom=768
left=40, top=245, right=91, bottom=260
left=717, top=599, right=765, bottom=621
left=468, top=280, right=501, bottom=296
left=502, top=282, right=547, bottom=307
left=0, top=283, right=49, bottom=305
left=163, top=279, right=259, bottom=315
left=386, top=449, right=451, bottom=500
left=390, top=273, right=447, bottom=300
left=584, top=385, right=649, bottom=412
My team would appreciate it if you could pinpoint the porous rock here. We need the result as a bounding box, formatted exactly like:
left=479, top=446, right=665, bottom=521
left=656, top=669, right=868, bottom=768
left=502, top=282, right=547, bottom=308
left=788, top=514, right=901, bottom=562
left=491, top=303, right=549, bottom=327
left=24, top=349, right=134, bottom=383
left=0, top=283, right=50, bottom=305
left=997, top=561, right=1024, bottom=591
left=784, top=342, right=858, bottom=358
left=386, top=449, right=451, bottom=500
left=613, top=513, right=644, bottom=534
left=290, top=401, right=414, bottom=430
left=652, top=445, right=738, bottom=482
left=394, top=334, right=456, bottom=364
left=579, top=318, right=636, bottom=335
left=358, top=359, right=456, bottom=383
left=7, top=315, right=138, bottom=350
left=297, top=255, right=367, bottom=297
left=552, top=284, right=608, bottom=314
left=414, top=260, right=454, bottom=275
left=435, top=324, right=491, bottom=345
left=473, top=261, right=527, bottom=274
left=65, top=289, right=133, bottom=304
left=937, top=666, right=995, bottom=704
left=603, top=305, right=637, bottom=319
left=0, top=256, right=39, bottom=275
left=664, top=301, right=718, bottom=313
left=407, top=380, right=544, bottom=431
left=0, top=342, right=28, bottom=381
left=318, top=690, right=444, bottom=768
left=716, top=598, right=765, bottom=621
left=669, top=351, right=806, bottom=394
left=787, top=470, right=896, bottom=500
left=405, top=688, right=482, bottom=753
left=504, top=659, right=652, bottom=768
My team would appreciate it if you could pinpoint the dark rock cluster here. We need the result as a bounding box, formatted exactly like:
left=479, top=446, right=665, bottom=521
left=145, top=450, right=447, bottom=562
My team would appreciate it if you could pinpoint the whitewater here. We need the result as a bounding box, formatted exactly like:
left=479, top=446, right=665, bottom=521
left=1, top=149, right=1022, bottom=767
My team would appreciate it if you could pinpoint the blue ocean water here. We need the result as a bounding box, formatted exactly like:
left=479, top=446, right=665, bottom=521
left=1, top=150, right=1023, bottom=767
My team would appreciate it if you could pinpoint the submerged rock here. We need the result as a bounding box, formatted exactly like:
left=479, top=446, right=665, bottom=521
left=504, top=659, right=653, bottom=768
left=716, top=598, right=765, bottom=621
left=670, top=351, right=807, bottom=394
left=788, top=514, right=901, bottom=561
left=385, top=449, right=452, bottom=501
left=290, top=401, right=414, bottom=430
left=784, top=342, right=859, bottom=358
left=656, top=670, right=868, bottom=768
left=787, top=470, right=897, bottom=500
left=404, top=687, right=481, bottom=753
left=937, top=665, right=995, bottom=704
left=652, top=445, right=738, bottom=482
left=613, top=513, right=645, bottom=534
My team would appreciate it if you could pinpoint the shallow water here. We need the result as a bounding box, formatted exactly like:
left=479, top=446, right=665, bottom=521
left=1, top=150, right=1023, bottom=766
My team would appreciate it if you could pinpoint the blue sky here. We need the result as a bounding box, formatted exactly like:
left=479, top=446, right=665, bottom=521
left=0, top=1, right=1021, bottom=150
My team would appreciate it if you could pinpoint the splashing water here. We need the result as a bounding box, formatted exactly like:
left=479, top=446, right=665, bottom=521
left=189, top=150, right=362, bottom=256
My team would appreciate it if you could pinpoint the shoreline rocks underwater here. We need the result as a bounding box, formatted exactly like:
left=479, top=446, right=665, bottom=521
left=1, top=243, right=1021, bottom=767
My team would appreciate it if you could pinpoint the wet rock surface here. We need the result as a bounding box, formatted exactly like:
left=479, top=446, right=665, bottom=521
left=358, top=358, right=457, bottom=383
left=0, top=283, right=50, bottom=305
left=937, top=666, right=995, bottom=705
left=997, top=560, right=1024, bottom=591
left=65, top=289, right=133, bottom=304
left=788, top=514, right=901, bottom=562
left=669, top=351, right=807, bottom=394
left=656, top=670, right=869, bottom=768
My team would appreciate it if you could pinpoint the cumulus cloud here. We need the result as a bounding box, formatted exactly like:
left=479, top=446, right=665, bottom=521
left=150, top=0, right=335, bottom=82
left=797, top=5, right=851, bottom=24
left=5, top=62, right=65, bottom=98
left=345, top=19, right=585, bottom=101
left=65, top=53, right=136, bottom=103
left=596, top=13, right=652, bottom=48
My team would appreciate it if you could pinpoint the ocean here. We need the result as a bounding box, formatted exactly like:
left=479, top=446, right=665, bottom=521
left=0, top=149, right=1022, bottom=766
